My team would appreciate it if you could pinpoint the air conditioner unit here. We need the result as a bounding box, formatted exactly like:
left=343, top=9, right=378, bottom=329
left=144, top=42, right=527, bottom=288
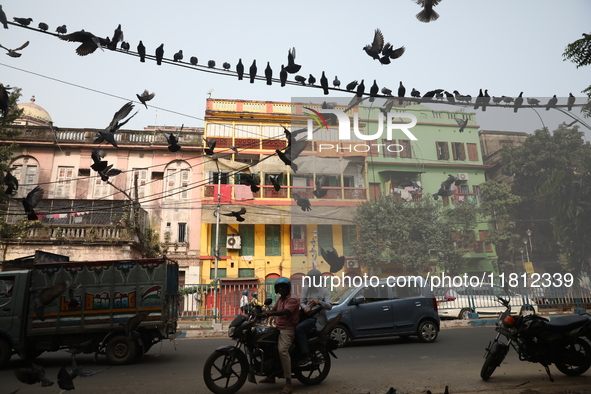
left=226, top=235, right=241, bottom=250
left=346, top=259, right=359, bottom=269
left=457, top=173, right=469, bottom=181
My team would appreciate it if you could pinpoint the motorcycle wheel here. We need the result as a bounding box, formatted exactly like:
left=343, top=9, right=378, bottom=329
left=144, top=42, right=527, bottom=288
left=555, top=338, right=591, bottom=376
left=295, top=346, right=331, bottom=386
left=480, top=341, right=508, bottom=381
left=203, top=349, right=249, bottom=394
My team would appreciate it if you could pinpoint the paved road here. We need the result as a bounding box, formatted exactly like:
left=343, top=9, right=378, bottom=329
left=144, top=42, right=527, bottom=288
left=1, top=327, right=590, bottom=394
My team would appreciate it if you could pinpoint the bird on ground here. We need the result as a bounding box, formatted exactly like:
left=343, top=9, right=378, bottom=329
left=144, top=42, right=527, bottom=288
left=94, top=102, right=138, bottom=148
left=308, top=74, right=316, bottom=85
left=513, top=92, right=523, bottom=112
left=173, top=50, right=183, bottom=62
left=14, top=363, right=53, bottom=387
left=415, top=0, right=441, bottom=23
left=222, top=207, right=246, bottom=222
left=455, top=117, right=468, bottom=133
left=137, top=41, right=146, bottom=62
left=265, top=62, right=273, bottom=85
left=155, top=44, right=164, bottom=65
left=163, top=128, right=182, bottom=152
left=4, top=170, right=18, bottom=194
left=320, top=247, right=345, bottom=273
left=222, top=62, right=231, bottom=70
left=398, top=82, right=406, bottom=104
left=56, top=25, right=67, bottom=34
left=292, top=193, right=311, bottom=212
left=385, top=387, right=397, bottom=394
left=285, top=47, right=301, bottom=74
left=411, top=88, right=420, bottom=98
left=363, top=28, right=384, bottom=60
left=120, top=41, right=130, bottom=51
left=190, top=56, right=198, bottom=65
left=38, top=22, right=49, bottom=31
left=268, top=174, right=281, bottom=191
left=58, top=30, right=108, bottom=56
left=320, top=71, right=329, bottom=95
left=241, top=173, right=260, bottom=193
left=313, top=175, right=328, bottom=198
left=249, top=60, right=257, bottom=83
left=346, top=80, right=358, bottom=91
left=0, top=5, right=8, bottom=29
left=333, top=76, right=341, bottom=89
left=567, top=93, right=575, bottom=111
left=444, top=91, right=455, bottom=104
left=236, top=58, right=244, bottom=80
left=22, top=186, right=43, bottom=221
left=0, top=41, right=29, bottom=57
left=208, top=59, right=216, bottom=68
left=13, top=17, right=33, bottom=26
left=31, top=280, right=75, bottom=320
left=502, top=96, right=514, bottom=105
left=204, top=138, right=216, bottom=155
left=545, top=95, right=557, bottom=110
left=294, top=75, right=306, bottom=85
left=280, top=65, right=287, bottom=87
left=90, top=148, right=108, bottom=172
left=107, top=24, right=123, bottom=50
left=356, top=80, right=365, bottom=98
left=136, top=90, right=155, bottom=109
left=527, top=97, right=540, bottom=105
left=121, top=312, right=148, bottom=338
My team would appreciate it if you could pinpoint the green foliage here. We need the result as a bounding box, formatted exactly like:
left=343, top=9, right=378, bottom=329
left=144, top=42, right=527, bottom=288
left=178, top=285, right=210, bottom=296
left=0, top=215, right=39, bottom=239
left=563, top=33, right=591, bottom=68
left=142, top=227, right=163, bottom=258
left=0, top=87, right=23, bottom=204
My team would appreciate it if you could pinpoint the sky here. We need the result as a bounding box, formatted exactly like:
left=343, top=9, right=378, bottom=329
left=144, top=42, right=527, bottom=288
left=1, top=0, right=590, bottom=139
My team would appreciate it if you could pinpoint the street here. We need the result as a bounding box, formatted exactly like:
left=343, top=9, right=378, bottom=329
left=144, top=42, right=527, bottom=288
left=1, top=327, right=591, bottom=394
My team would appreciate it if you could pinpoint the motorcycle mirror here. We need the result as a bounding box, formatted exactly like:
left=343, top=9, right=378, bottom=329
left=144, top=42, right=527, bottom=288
left=264, top=297, right=273, bottom=306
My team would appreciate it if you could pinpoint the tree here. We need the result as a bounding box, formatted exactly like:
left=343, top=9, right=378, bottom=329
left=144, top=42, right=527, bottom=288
left=437, top=199, right=479, bottom=275
left=563, top=33, right=591, bottom=118
left=0, top=86, right=23, bottom=203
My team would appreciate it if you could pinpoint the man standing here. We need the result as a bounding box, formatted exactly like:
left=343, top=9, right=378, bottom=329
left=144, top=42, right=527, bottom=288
left=260, top=277, right=299, bottom=394
left=296, top=269, right=332, bottom=367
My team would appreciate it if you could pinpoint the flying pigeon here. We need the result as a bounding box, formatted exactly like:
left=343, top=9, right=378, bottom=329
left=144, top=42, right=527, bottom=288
left=155, top=43, right=164, bottom=65
left=58, top=354, right=104, bottom=390
left=222, top=207, right=246, bottom=222
left=204, top=138, right=216, bottom=155
left=58, top=30, right=107, bottom=56
left=14, top=363, right=53, bottom=387
left=4, top=170, right=18, bottom=194
left=313, top=175, right=328, bottom=198
left=98, top=164, right=122, bottom=182
left=363, top=28, right=384, bottom=60
left=94, top=102, right=138, bottom=147
left=121, top=312, right=148, bottom=338
left=320, top=247, right=345, bottom=273
left=292, top=192, right=311, bottom=212
left=415, top=0, right=441, bottom=23
left=285, top=47, right=301, bottom=74
left=276, top=149, right=298, bottom=172
left=32, top=280, right=74, bottom=320
left=22, top=186, right=43, bottom=220
left=455, top=117, right=468, bottom=133
left=0, top=41, right=29, bottom=57
left=90, top=148, right=108, bottom=172
left=241, top=173, right=260, bottom=193
left=268, top=174, right=281, bottom=191
left=136, top=90, right=155, bottom=109
left=380, top=42, right=405, bottom=63
left=137, top=40, right=146, bottom=62
left=163, top=127, right=182, bottom=152
left=230, top=146, right=238, bottom=153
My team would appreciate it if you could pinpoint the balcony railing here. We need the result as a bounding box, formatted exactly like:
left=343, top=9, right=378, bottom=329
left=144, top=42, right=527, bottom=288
left=25, top=224, right=136, bottom=242
left=203, top=185, right=367, bottom=201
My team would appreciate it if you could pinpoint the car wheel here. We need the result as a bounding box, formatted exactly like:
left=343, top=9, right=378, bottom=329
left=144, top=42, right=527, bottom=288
left=417, top=321, right=438, bottom=343
left=459, top=308, right=471, bottom=320
left=330, top=325, right=350, bottom=348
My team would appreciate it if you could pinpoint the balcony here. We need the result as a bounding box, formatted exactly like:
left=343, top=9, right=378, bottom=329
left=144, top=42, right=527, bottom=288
left=25, top=224, right=136, bottom=243
left=203, top=185, right=367, bottom=201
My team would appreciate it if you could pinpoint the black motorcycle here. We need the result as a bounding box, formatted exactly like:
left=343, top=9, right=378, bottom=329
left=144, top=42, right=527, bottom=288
left=203, top=302, right=341, bottom=394
left=481, top=296, right=591, bottom=382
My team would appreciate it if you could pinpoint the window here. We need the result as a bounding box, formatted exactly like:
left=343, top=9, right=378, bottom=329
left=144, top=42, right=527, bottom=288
left=265, top=225, right=281, bottom=256
left=467, top=143, right=479, bottom=161
left=131, top=168, right=148, bottom=199
left=399, top=140, right=412, bottom=158
left=473, top=185, right=482, bottom=204
left=55, top=166, right=74, bottom=198
left=210, top=268, right=227, bottom=279
left=211, top=224, right=228, bottom=256
left=458, top=185, right=470, bottom=194
left=178, top=223, right=187, bottom=243
left=479, top=230, right=493, bottom=253
left=208, top=171, right=230, bottom=185
left=436, top=142, right=449, bottom=160
left=11, top=158, right=39, bottom=198
left=92, top=177, right=111, bottom=198
left=343, top=176, right=355, bottom=188
left=318, top=225, right=333, bottom=250
left=291, top=225, right=306, bottom=255
left=166, top=168, right=190, bottom=200
left=0, top=276, right=15, bottom=298
left=342, top=225, right=356, bottom=256
left=452, top=143, right=466, bottom=161
left=238, top=268, right=255, bottom=278
left=239, top=224, right=255, bottom=256
left=382, top=139, right=397, bottom=158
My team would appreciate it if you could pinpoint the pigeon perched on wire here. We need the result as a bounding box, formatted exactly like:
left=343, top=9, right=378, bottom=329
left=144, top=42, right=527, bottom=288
left=320, top=71, right=329, bottom=95
left=279, top=65, right=288, bottom=87
left=0, top=5, right=8, bottom=29
left=411, top=88, right=420, bottom=98
left=455, top=117, right=468, bottom=133
left=173, top=50, right=183, bottom=62
left=222, top=207, right=247, bottom=222
left=14, top=363, right=53, bottom=387
left=207, top=59, right=215, bottom=68
left=31, top=280, right=77, bottom=320
left=13, top=17, right=33, bottom=26
left=320, top=247, right=345, bottom=273
left=333, top=76, right=341, bottom=89
left=22, top=186, right=43, bottom=220
left=107, top=24, right=123, bottom=50
left=190, top=56, right=198, bottom=65
left=38, top=22, right=49, bottom=31
left=513, top=92, right=523, bottom=113
left=294, top=75, right=307, bottom=85
left=236, top=58, right=244, bottom=80
left=155, top=43, right=164, bottom=65
left=356, top=80, right=365, bottom=98
left=527, top=97, right=540, bottom=106
left=222, top=62, right=230, bottom=70
left=204, top=138, right=216, bottom=155
left=4, top=170, right=18, bottom=194
left=56, top=25, right=67, bottom=35
left=346, top=80, right=358, bottom=91
left=444, top=91, right=455, bottom=104
left=397, top=82, right=406, bottom=104
left=137, top=40, right=146, bottom=62
left=292, top=192, right=311, bottom=212
left=381, top=87, right=393, bottom=96
left=567, top=93, right=575, bottom=111
left=249, top=60, right=257, bottom=83
left=369, top=80, right=379, bottom=102
left=502, top=96, right=514, bottom=105
left=492, top=96, right=502, bottom=105
left=136, top=90, right=155, bottom=109
left=415, top=0, right=441, bottom=23
left=120, top=41, right=130, bottom=51
left=241, top=173, right=260, bottom=193
left=0, top=41, right=29, bottom=57
left=313, top=175, right=328, bottom=198
left=264, top=62, right=273, bottom=85
left=268, top=174, right=281, bottom=192
left=545, top=95, right=557, bottom=110
left=94, top=102, right=138, bottom=148
left=285, top=47, right=301, bottom=74
left=308, top=74, right=316, bottom=86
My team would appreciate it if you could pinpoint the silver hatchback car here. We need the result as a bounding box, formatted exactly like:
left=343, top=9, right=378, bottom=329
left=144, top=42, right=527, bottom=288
left=326, top=276, right=440, bottom=347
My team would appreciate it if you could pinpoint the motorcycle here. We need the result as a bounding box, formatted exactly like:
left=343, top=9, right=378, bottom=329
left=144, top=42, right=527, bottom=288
left=203, top=301, right=341, bottom=394
left=481, top=296, right=591, bottom=382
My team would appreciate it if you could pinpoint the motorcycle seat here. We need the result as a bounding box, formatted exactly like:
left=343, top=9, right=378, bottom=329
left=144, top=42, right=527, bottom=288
left=545, top=315, right=590, bottom=333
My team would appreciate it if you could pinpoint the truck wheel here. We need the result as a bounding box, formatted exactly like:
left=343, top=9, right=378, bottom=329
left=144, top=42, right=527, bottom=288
left=106, top=335, right=137, bottom=365
left=0, top=339, right=11, bottom=369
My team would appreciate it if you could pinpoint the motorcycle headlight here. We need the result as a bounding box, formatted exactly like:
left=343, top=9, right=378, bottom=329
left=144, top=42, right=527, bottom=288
left=228, top=326, right=236, bottom=337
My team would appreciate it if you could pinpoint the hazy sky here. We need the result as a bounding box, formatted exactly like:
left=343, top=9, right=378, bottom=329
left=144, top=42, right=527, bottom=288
left=1, top=0, right=590, bottom=138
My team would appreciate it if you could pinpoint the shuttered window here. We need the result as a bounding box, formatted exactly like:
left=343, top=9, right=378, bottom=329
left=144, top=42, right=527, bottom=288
left=342, top=225, right=356, bottom=256
left=240, top=224, right=255, bottom=256
left=265, top=225, right=281, bottom=256
left=318, top=225, right=333, bottom=250
left=467, top=143, right=479, bottom=161
left=211, top=224, right=228, bottom=256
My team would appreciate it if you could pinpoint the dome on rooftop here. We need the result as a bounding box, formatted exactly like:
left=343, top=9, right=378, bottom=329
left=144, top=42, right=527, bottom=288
left=15, top=96, right=53, bottom=126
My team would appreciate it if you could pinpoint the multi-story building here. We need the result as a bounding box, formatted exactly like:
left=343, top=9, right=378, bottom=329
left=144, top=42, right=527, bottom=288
left=479, top=129, right=528, bottom=183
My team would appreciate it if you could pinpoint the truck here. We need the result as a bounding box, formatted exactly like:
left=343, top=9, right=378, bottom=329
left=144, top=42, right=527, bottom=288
left=0, top=257, right=179, bottom=369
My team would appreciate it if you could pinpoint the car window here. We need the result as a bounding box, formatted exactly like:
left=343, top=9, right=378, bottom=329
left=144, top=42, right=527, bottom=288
left=358, top=285, right=389, bottom=303
left=0, top=277, right=15, bottom=298
left=393, top=281, right=422, bottom=298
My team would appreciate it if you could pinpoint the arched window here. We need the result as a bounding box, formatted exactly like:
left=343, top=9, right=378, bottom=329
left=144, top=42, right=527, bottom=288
left=9, top=156, right=39, bottom=198
left=164, top=160, right=191, bottom=200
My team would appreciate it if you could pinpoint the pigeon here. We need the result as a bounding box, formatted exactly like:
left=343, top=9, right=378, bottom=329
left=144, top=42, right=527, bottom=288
left=22, top=186, right=43, bottom=220
left=313, top=175, right=328, bottom=198
left=320, top=71, right=329, bottom=95
left=308, top=74, right=316, bottom=85
left=292, top=192, right=311, bottom=212
left=415, top=0, right=441, bottom=23
left=94, top=102, right=138, bottom=147
left=276, top=149, right=298, bottom=173
left=0, top=41, right=29, bottom=57
left=108, top=24, right=123, bottom=50
left=527, top=97, right=540, bottom=106
left=482, top=89, right=490, bottom=111
left=222, top=62, right=231, bottom=70
left=163, top=129, right=182, bottom=152
left=386, top=388, right=397, bottom=394
left=356, top=80, right=365, bottom=98
left=4, top=170, right=18, bottom=194
left=58, top=30, right=106, bottom=56
left=265, top=62, right=273, bottom=85
left=241, top=173, right=260, bottom=193
left=190, top=56, right=198, bottom=65
left=14, top=363, right=53, bottom=387
left=121, top=312, right=148, bottom=338
left=99, top=164, right=122, bottom=182
left=381, top=87, right=393, bottom=96
left=455, top=117, right=468, bottom=133
left=173, top=49, right=183, bottom=62
left=473, top=89, right=484, bottom=110
left=38, top=22, right=49, bottom=31
left=346, top=80, right=358, bottom=91
left=320, top=247, right=345, bottom=273
left=268, top=174, right=281, bottom=192
left=369, top=80, right=379, bottom=102
left=380, top=99, right=395, bottom=118
left=137, top=41, right=146, bottom=62
left=0, top=5, right=7, bottom=29
left=208, top=59, right=216, bottom=68
left=433, top=184, right=457, bottom=200
left=333, top=76, right=341, bottom=89
left=236, top=58, right=245, bottom=80
left=454, top=90, right=472, bottom=103
left=294, top=75, right=306, bottom=85
left=502, top=96, right=514, bottom=105
left=363, top=28, right=384, bottom=60
left=420, top=89, right=442, bottom=103
left=567, top=93, right=575, bottom=111
left=285, top=47, right=301, bottom=74
left=545, top=95, right=557, bottom=110
left=492, top=96, right=502, bottom=105
left=513, top=92, right=523, bottom=113
left=57, top=354, right=104, bottom=391
left=90, top=148, right=108, bottom=172
left=136, top=90, right=155, bottom=109
left=249, top=60, right=257, bottom=83
left=444, top=386, right=449, bottom=394
left=56, top=25, right=67, bottom=35
left=120, top=41, right=130, bottom=51
left=222, top=207, right=246, bottom=222
left=381, top=42, right=405, bottom=61
left=155, top=43, right=164, bottom=65
left=444, top=91, right=455, bottom=104
left=280, top=65, right=287, bottom=87
left=32, top=281, right=74, bottom=320
left=229, top=146, right=238, bottom=153
left=204, top=138, right=216, bottom=155
left=13, top=17, right=33, bottom=26
left=398, top=82, right=406, bottom=104
left=411, top=88, right=420, bottom=98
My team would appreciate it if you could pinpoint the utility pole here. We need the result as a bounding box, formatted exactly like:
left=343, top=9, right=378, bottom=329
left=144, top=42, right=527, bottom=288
left=213, top=159, right=222, bottom=323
